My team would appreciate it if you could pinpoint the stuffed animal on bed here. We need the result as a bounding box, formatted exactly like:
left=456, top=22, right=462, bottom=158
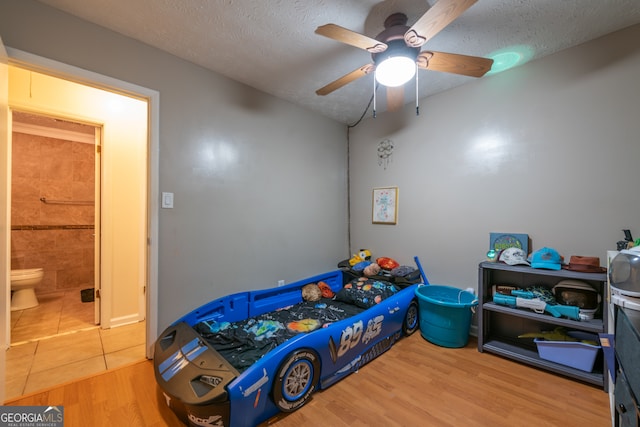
left=363, top=262, right=381, bottom=277
left=301, top=283, right=323, bottom=301
left=317, top=281, right=334, bottom=298
left=348, top=249, right=372, bottom=266
left=376, top=257, right=399, bottom=271
left=352, top=260, right=372, bottom=271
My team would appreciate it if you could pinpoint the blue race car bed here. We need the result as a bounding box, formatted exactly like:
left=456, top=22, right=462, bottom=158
left=153, top=269, right=421, bottom=427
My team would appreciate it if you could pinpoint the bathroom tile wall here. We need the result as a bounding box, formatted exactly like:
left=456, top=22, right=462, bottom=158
left=11, top=129, right=96, bottom=294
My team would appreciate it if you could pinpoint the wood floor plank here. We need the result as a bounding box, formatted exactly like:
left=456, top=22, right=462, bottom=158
left=5, top=334, right=610, bottom=426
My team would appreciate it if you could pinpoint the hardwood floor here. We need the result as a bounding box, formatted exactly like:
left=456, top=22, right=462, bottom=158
left=5, top=333, right=611, bottom=427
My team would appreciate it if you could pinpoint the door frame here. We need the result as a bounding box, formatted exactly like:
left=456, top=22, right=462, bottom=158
left=1, top=37, right=9, bottom=405
left=5, top=47, right=160, bottom=358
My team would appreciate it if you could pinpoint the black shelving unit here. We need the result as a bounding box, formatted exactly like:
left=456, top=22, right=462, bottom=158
left=477, top=261, right=608, bottom=389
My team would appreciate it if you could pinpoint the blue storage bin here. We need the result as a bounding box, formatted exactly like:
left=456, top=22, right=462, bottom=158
left=414, top=285, right=478, bottom=348
left=534, top=331, right=601, bottom=372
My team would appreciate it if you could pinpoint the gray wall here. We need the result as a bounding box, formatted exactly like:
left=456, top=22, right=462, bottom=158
left=349, top=24, right=640, bottom=290
left=0, top=0, right=349, bottom=330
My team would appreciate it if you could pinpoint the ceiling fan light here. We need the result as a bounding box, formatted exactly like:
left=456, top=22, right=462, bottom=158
left=375, top=56, right=416, bottom=87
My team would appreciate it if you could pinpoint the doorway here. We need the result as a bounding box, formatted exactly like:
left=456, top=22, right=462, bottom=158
left=8, top=64, right=148, bottom=333
left=10, top=111, right=100, bottom=344
left=0, top=48, right=159, bottom=402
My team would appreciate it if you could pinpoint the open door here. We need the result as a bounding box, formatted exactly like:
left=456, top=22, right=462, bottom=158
left=0, top=36, right=10, bottom=403
left=94, top=127, right=101, bottom=325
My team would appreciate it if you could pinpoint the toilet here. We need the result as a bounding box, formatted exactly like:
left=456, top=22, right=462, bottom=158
left=10, top=268, right=44, bottom=311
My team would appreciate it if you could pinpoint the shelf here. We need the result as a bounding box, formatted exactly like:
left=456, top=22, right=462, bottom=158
left=479, top=261, right=607, bottom=282
left=482, top=302, right=605, bottom=333
left=482, top=339, right=604, bottom=387
left=478, top=261, right=608, bottom=390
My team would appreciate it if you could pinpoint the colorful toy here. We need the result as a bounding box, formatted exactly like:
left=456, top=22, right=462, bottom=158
left=493, top=290, right=580, bottom=320
left=317, top=281, right=334, bottom=298
left=376, top=257, right=399, bottom=270
left=348, top=249, right=372, bottom=266
left=352, top=260, right=372, bottom=271
left=363, top=263, right=381, bottom=277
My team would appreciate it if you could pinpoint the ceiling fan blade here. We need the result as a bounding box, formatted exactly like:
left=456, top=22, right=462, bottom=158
left=386, top=86, right=404, bottom=112
left=316, top=64, right=374, bottom=96
left=417, top=51, right=493, bottom=77
left=405, top=0, right=477, bottom=47
left=316, top=24, right=388, bottom=53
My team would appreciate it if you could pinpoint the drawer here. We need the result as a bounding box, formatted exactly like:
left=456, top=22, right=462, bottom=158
left=615, top=372, right=640, bottom=427
left=617, top=309, right=640, bottom=396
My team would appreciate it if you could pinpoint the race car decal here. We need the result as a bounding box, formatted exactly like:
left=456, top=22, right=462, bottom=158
left=336, top=315, right=384, bottom=359
left=241, top=368, right=269, bottom=397
left=336, top=355, right=361, bottom=374
left=162, top=392, right=171, bottom=407
left=253, top=388, right=262, bottom=408
left=329, top=335, right=338, bottom=363
left=362, top=315, right=384, bottom=345
left=199, top=375, right=224, bottom=388
left=187, top=413, right=224, bottom=427
left=337, top=320, right=363, bottom=358
left=159, top=337, right=208, bottom=382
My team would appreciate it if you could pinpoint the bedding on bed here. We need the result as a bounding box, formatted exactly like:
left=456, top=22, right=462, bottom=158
left=194, top=278, right=398, bottom=372
left=333, top=277, right=398, bottom=308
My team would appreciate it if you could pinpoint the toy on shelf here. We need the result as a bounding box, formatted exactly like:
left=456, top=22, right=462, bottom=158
left=493, top=289, right=580, bottom=320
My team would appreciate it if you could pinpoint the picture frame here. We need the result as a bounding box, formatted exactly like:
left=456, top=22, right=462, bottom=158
left=489, top=232, right=530, bottom=255
left=372, top=187, right=398, bottom=225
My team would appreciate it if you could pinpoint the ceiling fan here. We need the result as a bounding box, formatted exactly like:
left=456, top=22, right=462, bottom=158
left=315, top=0, right=494, bottom=112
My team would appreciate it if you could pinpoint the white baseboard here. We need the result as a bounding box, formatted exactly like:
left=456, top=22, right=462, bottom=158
left=109, top=314, right=144, bottom=328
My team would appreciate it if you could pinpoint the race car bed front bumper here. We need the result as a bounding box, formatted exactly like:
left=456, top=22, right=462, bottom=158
left=154, top=322, right=240, bottom=426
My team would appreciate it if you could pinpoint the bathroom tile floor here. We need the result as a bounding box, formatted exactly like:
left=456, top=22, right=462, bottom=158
left=6, top=290, right=146, bottom=401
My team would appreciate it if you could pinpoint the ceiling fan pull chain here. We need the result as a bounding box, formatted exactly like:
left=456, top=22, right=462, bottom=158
left=373, top=78, right=377, bottom=118
left=415, top=63, right=420, bottom=116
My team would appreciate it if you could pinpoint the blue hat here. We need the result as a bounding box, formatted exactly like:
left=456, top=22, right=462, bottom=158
left=530, top=247, right=562, bottom=270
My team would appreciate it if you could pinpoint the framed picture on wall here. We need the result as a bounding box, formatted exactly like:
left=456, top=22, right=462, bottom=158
left=372, top=187, right=398, bottom=225
left=489, top=232, right=530, bottom=255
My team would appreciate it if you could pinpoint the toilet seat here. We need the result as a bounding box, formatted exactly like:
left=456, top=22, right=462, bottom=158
left=11, top=268, right=44, bottom=278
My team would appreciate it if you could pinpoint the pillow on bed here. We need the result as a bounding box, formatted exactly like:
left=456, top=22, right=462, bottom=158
left=334, top=278, right=398, bottom=308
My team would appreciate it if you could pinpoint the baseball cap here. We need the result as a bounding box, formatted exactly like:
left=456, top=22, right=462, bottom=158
left=529, top=247, right=563, bottom=270
left=499, top=247, right=530, bottom=266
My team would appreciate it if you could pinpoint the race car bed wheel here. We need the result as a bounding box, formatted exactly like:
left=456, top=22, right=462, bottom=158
left=273, top=349, right=320, bottom=412
left=403, top=300, right=419, bottom=336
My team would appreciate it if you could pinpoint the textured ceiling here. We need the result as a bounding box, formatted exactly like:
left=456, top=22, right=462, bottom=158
left=37, top=0, right=640, bottom=125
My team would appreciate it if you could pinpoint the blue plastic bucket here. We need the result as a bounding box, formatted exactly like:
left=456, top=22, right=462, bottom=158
left=414, top=285, right=478, bottom=348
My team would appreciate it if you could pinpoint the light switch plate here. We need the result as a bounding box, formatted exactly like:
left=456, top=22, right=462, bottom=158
left=162, top=192, right=174, bottom=208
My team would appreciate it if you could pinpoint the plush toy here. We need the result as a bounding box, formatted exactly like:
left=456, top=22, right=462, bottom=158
left=348, top=249, right=372, bottom=266
left=376, top=257, right=399, bottom=270
left=390, top=265, right=415, bottom=277
left=301, top=283, right=322, bottom=302
left=363, top=263, right=381, bottom=277
left=352, top=260, right=372, bottom=271
left=317, top=281, right=334, bottom=298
